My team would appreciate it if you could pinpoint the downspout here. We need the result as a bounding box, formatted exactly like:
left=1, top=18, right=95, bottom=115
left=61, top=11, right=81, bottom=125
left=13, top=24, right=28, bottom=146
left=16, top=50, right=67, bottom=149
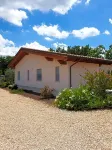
left=70, top=61, right=79, bottom=88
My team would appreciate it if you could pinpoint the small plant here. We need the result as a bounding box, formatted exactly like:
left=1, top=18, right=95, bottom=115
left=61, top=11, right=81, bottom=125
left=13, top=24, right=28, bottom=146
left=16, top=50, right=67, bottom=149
left=40, top=86, right=54, bottom=99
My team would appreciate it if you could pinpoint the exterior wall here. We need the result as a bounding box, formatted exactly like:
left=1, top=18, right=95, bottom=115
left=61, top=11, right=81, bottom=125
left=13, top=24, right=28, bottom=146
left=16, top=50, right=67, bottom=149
left=100, top=64, right=112, bottom=72
left=68, top=62, right=112, bottom=88
left=68, top=62, right=99, bottom=88
left=15, top=53, right=112, bottom=95
left=15, top=54, right=69, bottom=95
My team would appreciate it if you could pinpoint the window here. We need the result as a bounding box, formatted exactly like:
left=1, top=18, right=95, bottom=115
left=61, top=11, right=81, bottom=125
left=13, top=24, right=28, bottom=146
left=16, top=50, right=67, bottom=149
left=55, top=67, right=60, bottom=82
left=37, top=69, right=42, bottom=81
left=27, top=70, right=29, bottom=81
left=18, top=71, right=20, bottom=80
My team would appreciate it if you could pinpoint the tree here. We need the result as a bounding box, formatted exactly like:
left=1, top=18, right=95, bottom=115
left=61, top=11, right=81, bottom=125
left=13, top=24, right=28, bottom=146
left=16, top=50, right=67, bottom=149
left=49, top=48, right=55, bottom=52
left=5, top=68, right=14, bottom=84
left=105, top=45, right=112, bottom=59
left=0, top=56, right=13, bottom=75
left=56, top=47, right=66, bottom=53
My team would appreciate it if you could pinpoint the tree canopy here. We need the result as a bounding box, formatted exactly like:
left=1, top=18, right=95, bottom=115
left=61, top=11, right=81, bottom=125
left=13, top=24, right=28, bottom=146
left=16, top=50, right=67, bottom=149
left=0, top=56, right=14, bottom=75
left=49, top=45, right=112, bottom=60
left=0, top=45, right=112, bottom=76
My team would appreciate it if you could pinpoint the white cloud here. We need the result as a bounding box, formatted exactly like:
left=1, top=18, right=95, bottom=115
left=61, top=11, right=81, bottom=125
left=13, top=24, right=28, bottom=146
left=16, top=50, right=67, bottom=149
left=72, top=27, right=100, bottom=39
left=0, top=34, right=18, bottom=56
left=109, top=18, right=112, bottom=24
left=103, top=30, right=110, bottom=35
left=45, top=37, right=54, bottom=41
left=33, top=24, right=69, bottom=39
left=21, top=29, right=29, bottom=33
left=0, top=47, right=19, bottom=56
left=53, top=42, right=68, bottom=50
left=0, top=34, right=14, bottom=47
left=22, top=41, right=48, bottom=50
left=0, top=0, right=81, bottom=26
left=85, top=0, right=91, bottom=5
left=53, top=0, right=81, bottom=14
left=0, top=8, right=27, bottom=26
left=0, top=34, right=48, bottom=56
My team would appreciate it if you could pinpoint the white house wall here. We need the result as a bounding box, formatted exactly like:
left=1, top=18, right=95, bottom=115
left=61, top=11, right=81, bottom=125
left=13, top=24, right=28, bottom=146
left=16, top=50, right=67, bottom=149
left=100, top=64, right=112, bottom=72
left=68, top=62, right=112, bottom=88
left=15, top=54, right=112, bottom=95
left=68, top=62, right=99, bottom=88
left=15, top=54, right=70, bottom=95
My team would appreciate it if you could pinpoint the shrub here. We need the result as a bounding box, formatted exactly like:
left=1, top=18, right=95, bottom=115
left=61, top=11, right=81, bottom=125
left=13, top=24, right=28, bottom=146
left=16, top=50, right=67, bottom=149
left=5, top=68, right=14, bottom=85
left=55, top=88, right=73, bottom=109
left=40, top=86, right=54, bottom=99
left=0, top=81, right=9, bottom=88
left=55, top=86, right=93, bottom=110
left=104, top=95, right=112, bottom=108
left=55, top=70, right=112, bottom=111
left=55, top=86, right=112, bottom=111
left=83, top=70, right=112, bottom=98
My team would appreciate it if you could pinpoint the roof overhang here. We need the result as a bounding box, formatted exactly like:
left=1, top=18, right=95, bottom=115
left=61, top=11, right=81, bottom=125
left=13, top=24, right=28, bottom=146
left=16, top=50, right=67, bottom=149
left=8, top=47, right=112, bottom=69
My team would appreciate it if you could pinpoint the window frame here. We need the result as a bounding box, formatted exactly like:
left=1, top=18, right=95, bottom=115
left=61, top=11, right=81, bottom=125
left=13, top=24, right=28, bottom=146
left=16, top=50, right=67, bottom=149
left=27, top=70, right=29, bottom=81
left=55, top=66, right=60, bottom=82
left=37, top=69, right=42, bottom=81
left=18, top=71, right=20, bottom=81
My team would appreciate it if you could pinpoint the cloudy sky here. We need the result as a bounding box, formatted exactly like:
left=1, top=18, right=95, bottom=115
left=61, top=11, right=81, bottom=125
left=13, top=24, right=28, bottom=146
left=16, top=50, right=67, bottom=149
left=0, top=0, right=112, bottom=56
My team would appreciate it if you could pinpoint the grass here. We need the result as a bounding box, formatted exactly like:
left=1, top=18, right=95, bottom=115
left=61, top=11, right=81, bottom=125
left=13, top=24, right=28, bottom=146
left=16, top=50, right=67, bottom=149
left=10, top=89, right=24, bottom=94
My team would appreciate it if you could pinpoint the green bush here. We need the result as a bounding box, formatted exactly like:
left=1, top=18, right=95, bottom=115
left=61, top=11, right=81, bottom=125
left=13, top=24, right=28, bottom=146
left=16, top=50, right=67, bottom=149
left=84, top=70, right=112, bottom=98
left=5, top=68, right=14, bottom=85
left=104, top=95, right=112, bottom=108
left=55, top=86, right=93, bottom=110
left=40, top=86, right=54, bottom=99
left=0, top=81, right=9, bottom=88
left=55, top=86, right=112, bottom=111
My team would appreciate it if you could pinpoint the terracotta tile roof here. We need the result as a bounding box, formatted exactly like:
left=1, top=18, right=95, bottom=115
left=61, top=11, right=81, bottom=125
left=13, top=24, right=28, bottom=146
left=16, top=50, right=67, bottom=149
left=9, top=47, right=112, bottom=68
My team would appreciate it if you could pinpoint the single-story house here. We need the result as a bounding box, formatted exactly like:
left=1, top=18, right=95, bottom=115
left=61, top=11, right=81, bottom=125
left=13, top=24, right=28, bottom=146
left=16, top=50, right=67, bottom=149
left=9, top=47, right=112, bottom=95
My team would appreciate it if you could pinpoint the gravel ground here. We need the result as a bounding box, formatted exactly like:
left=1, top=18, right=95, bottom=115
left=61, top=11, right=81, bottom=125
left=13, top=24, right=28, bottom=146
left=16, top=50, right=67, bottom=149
left=0, top=89, right=112, bottom=150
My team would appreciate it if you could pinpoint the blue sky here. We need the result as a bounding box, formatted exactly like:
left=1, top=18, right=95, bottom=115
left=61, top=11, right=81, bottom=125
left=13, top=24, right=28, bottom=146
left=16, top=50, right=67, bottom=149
left=0, top=0, right=112, bottom=55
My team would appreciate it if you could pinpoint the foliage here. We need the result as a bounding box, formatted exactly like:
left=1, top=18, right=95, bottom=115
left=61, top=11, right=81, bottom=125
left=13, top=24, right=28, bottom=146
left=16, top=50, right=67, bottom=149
left=50, top=44, right=106, bottom=58
left=0, top=70, right=2, bottom=76
left=0, top=81, right=9, bottom=88
left=55, top=86, right=112, bottom=111
left=10, top=89, right=24, bottom=94
left=40, top=86, right=54, bottom=99
left=0, top=76, right=9, bottom=88
left=0, top=68, right=14, bottom=88
left=55, top=71, right=112, bottom=111
left=5, top=68, right=15, bottom=84
left=49, top=44, right=112, bottom=59
left=0, top=56, right=13, bottom=75
left=105, top=45, right=112, bottom=59
left=83, top=71, right=112, bottom=98
left=55, top=87, right=93, bottom=110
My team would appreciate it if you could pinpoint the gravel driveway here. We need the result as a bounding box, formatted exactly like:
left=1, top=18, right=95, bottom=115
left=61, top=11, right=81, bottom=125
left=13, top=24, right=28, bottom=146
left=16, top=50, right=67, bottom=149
left=0, top=89, right=112, bottom=150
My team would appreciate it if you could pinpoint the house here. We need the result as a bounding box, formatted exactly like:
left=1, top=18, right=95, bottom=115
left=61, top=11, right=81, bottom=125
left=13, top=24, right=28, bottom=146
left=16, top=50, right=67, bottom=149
left=9, top=47, right=112, bottom=95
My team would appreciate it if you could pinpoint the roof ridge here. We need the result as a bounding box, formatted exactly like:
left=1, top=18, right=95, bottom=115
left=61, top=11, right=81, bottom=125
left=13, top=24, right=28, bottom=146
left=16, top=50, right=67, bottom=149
left=21, top=47, right=112, bottom=61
